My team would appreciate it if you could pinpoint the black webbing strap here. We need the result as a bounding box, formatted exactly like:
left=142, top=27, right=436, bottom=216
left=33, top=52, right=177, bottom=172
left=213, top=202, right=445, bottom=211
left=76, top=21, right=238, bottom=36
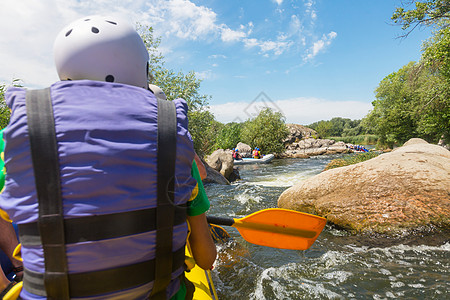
left=25, top=88, right=70, bottom=299
left=18, top=205, right=187, bottom=246
left=150, top=99, right=178, bottom=299
left=22, top=246, right=186, bottom=298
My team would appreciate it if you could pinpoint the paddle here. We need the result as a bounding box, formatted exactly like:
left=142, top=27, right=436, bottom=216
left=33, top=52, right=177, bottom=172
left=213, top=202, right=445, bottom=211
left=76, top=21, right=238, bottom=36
left=207, top=208, right=326, bottom=250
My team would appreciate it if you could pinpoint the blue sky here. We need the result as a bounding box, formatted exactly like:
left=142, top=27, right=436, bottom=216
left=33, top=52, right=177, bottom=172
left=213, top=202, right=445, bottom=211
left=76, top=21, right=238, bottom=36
left=0, top=0, right=431, bottom=125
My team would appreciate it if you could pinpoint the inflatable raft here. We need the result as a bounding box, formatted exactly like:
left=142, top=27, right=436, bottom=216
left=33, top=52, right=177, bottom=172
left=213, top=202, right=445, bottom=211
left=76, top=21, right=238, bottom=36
left=185, top=248, right=218, bottom=300
left=234, top=153, right=275, bottom=165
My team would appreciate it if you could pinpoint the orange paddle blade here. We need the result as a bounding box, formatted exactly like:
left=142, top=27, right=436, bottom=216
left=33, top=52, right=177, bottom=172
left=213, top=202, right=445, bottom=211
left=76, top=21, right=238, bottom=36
left=233, top=208, right=326, bottom=250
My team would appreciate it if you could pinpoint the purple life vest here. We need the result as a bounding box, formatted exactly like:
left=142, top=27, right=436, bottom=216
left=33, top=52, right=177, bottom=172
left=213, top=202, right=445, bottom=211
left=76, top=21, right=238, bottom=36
left=0, top=80, right=196, bottom=299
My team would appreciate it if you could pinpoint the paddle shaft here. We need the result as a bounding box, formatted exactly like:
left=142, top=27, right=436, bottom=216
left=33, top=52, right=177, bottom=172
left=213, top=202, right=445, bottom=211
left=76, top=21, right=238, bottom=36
left=207, top=216, right=234, bottom=227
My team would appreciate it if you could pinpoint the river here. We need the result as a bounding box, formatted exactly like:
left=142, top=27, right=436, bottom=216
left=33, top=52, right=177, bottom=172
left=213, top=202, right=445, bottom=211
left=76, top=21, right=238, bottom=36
left=204, top=155, right=449, bottom=299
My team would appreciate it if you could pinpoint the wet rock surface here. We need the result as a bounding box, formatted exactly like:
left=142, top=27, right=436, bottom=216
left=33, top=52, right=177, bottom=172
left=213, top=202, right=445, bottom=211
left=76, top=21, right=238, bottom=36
left=278, top=138, right=450, bottom=236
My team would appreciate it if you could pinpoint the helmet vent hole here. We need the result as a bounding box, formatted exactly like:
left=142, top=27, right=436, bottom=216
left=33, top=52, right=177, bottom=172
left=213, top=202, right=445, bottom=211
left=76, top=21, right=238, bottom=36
left=84, top=19, right=91, bottom=21
left=105, top=75, right=115, bottom=82
left=106, top=20, right=117, bottom=25
left=91, top=27, right=99, bottom=34
left=65, top=29, right=73, bottom=37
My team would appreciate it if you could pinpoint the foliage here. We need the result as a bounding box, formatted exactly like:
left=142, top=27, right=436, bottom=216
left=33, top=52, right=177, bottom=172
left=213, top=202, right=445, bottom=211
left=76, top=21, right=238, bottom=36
left=240, top=108, right=289, bottom=154
left=214, top=122, right=243, bottom=150
left=307, top=117, right=365, bottom=138
left=368, top=62, right=419, bottom=144
left=313, top=120, right=333, bottom=138
left=363, top=59, right=449, bottom=147
left=392, top=0, right=450, bottom=36
left=422, top=23, right=450, bottom=79
left=137, top=23, right=210, bottom=112
left=136, top=23, right=164, bottom=79
left=0, top=79, right=23, bottom=129
left=188, top=110, right=222, bottom=156
left=327, top=135, right=378, bottom=145
left=152, top=69, right=210, bottom=111
left=370, top=1, right=449, bottom=147
left=137, top=23, right=212, bottom=153
left=324, top=152, right=381, bottom=171
left=0, top=83, right=8, bottom=129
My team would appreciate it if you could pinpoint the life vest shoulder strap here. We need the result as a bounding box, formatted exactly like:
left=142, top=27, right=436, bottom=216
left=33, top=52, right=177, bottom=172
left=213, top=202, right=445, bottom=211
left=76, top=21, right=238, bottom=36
left=26, top=88, right=70, bottom=299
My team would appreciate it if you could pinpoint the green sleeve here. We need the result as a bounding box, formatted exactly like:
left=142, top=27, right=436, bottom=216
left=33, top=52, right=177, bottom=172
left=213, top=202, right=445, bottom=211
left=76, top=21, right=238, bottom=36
left=0, top=129, right=5, bottom=191
left=187, top=161, right=210, bottom=216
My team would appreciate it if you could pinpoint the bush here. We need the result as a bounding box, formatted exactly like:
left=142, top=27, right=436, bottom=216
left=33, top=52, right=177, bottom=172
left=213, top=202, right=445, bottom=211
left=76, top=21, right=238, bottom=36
left=188, top=110, right=222, bottom=156
left=240, top=108, right=289, bottom=154
left=214, top=122, right=242, bottom=150
left=0, top=79, right=22, bottom=129
left=324, top=151, right=381, bottom=171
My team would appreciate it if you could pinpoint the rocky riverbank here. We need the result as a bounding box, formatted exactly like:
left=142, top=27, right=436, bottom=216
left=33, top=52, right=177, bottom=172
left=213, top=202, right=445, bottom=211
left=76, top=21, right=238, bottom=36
left=277, top=138, right=450, bottom=237
left=280, top=138, right=350, bottom=158
left=280, top=124, right=352, bottom=158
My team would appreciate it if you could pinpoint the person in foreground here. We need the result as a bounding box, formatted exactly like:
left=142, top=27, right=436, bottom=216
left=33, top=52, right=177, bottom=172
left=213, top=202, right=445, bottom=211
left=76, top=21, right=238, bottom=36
left=0, top=14, right=216, bottom=300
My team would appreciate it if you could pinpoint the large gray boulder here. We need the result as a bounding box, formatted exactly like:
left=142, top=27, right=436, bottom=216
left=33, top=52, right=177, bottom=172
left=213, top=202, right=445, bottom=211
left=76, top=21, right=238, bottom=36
left=278, top=138, right=450, bottom=235
left=205, top=149, right=234, bottom=180
left=203, top=163, right=230, bottom=185
left=284, top=124, right=318, bottom=144
left=284, top=138, right=349, bottom=157
left=236, top=142, right=252, bottom=158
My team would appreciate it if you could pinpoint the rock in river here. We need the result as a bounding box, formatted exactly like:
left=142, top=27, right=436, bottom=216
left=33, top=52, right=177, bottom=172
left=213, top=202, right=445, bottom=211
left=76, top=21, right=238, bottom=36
left=277, top=138, right=450, bottom=235
left=205, top=149, right=234, bottom=178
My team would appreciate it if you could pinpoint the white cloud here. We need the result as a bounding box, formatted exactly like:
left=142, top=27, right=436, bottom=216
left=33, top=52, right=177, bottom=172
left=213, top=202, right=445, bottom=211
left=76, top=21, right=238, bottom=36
left=208, top=54, right=227, bottom=59
left=209, top=97, right=371, bottom=125
left=304, top=31, right=337, bottom=62
left=0, top=0, right=334, bottom=88
left=289, top=15, right=303, bottom=35
left=220, top=26, right=247, bottom=42
left=243, top=38, right=292, bottom=56
left=243, top=38, right=259, bottom=49
left=164, top=0, right=218, bottom=40
left=195, top=70, right=215, bottom=80
left=0, top=0, right=164, bottom=87
left=304, top=0, right=317, bottom=21
left=273, top=0, right=284, bottom=5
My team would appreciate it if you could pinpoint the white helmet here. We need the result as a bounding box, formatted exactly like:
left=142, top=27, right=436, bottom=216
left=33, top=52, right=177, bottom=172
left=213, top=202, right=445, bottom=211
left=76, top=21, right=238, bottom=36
left=148, top=84, right=167, bottom=101
left=54, top=15, right=149, bottom=89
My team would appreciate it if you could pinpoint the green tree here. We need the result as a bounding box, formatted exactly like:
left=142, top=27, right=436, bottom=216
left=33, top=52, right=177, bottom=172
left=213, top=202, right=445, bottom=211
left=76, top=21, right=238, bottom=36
left=188, top=110, right=222, bottom=156
left=392, top=0, right=450, bottom=37
left=313, top=120, right=333, bottom=138
left=342, top=122, right=363, bottom=137
left=241, top=108, right=289, bottom=154
left=137, top=24, right=210, bottom=111
left=422, top=22, right=450, bottom=78
left=153, top=69, right=210, bottom=111
left=137, top=24, right=213, bottom=153
left=363, top=62, right=418, bottom=146
left=136, top=23, right=164, bottom=79
left=215, top=122, right=242, bottom=150
left=379, top=2, right=450, bottom=144
left=307, top=118, right=363, bottom=138
left=1, top=79, right=23, bottom=129
left=413, top=64, right=450, bottom=141
left=363, top=60, right=449, bottom=146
